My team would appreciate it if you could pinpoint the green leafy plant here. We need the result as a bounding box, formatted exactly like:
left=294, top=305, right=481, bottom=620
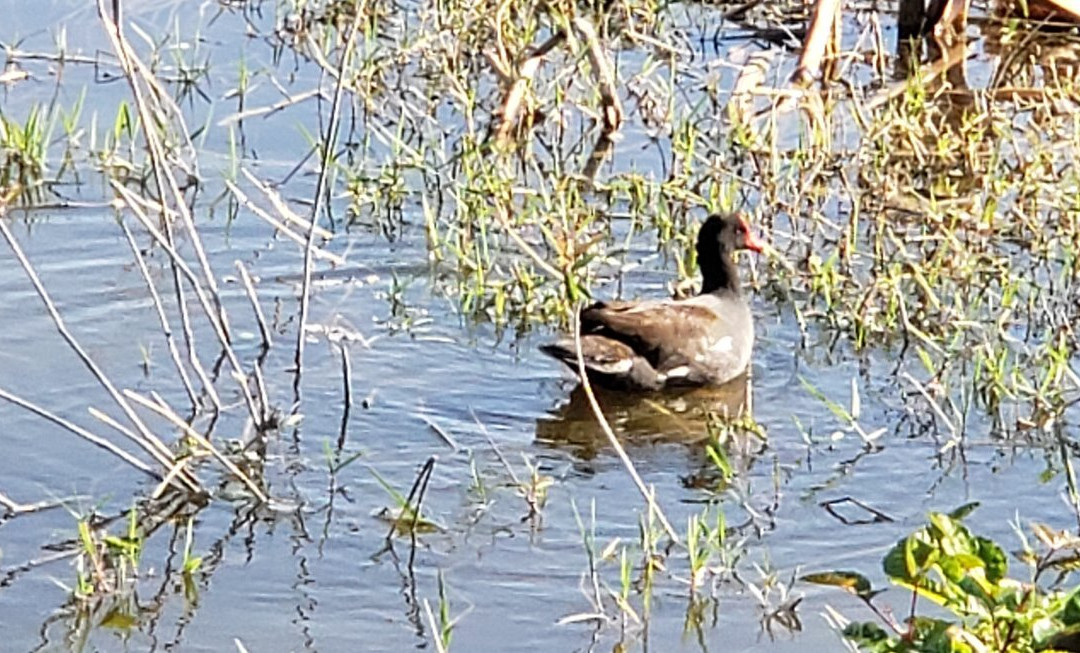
left=806, top=505, right=1080, bottom=652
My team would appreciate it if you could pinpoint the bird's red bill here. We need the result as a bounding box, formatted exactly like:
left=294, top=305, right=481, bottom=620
left=739, top=216, right=764, bottom=253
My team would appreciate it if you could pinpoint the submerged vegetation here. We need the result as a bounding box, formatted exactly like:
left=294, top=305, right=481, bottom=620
left=2, top=0, right=1080, bottom=650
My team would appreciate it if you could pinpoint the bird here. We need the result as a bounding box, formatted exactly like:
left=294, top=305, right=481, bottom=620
left=541, top=213, right=763, bottom=391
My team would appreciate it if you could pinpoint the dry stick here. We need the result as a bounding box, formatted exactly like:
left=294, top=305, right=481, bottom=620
left=864, top=39, right=969, bottom=111
left=121, top=23, right=200, bottom=178
left=96, top=1, right=225, bottom=422
left=227, top=177, right=320, bottom=239
left=1, top=549, right=82, bottom=586
left=493, top=31, right=566, bottom=149
left=120, top=221, right=208, bottom=412
left=3, top=48, right=123, bottom=68
left=988, top=12, right=1059, bottom=92
left=113, top=192, right=213, bottom=382
left=1031, top=0, right=1080, bottom=20
left=571, top=312, right=681, bottom=545
left=236, top=261, right=273, bottom=350
left=125, top=390, right=269, bottom=503
left=217, top=88, right=326, bottom=126
left=295, top=0, right=369, bottom=396
left=572, top=17, right=623, bottom=134
left=122, top=211, right=220, bottom=413
left=728, top=50, right=777, bottom=128
left=143, top=388, right=263, bottom=494
left=115, top=191, right=181, bottom=226
left=420, top=415, right=459, bottom=452
left=580, top=131, right=615, bottom=183
left=114, top=183, right=262, bottom=427
left=0, top=219, right=200, bottom=495
left=337, top=343, right=352, bottom=450
left=901, top=372, right=958, bottom=439
left=471, top=408, right=523, bottom=486
left=423, top=599, right=449, bottom=653
left=251, top=362, right=271, bottom=429
left=792, top=0, right=843, bottom=86
left=98, top=1, right=229, bottom=325
left=240, top=169, right=334, bottom=240
left=225, top=181, right=345, bottom=266
left=0, top=491, right=23, bottom=514
left=87, top=407, right=200, bottom=494
left=0, top=386, right=160, bottom=481
left=139, top=220, right=205, bottom=418
left=98, top=2, right=257, bottom=429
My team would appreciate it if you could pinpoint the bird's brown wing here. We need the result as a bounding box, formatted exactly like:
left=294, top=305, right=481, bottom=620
left=580, top=300, right=717, bottom=371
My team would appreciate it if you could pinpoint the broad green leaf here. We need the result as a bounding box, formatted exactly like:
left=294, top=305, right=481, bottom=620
left=841, top=621, right=890, bottom=647
left=1057, top=586, right=1080, bottom=626
left=947, top=502, right=981, bottom=521
left=928, top=512, right=959, bottom=541
left=801, top=571, right=873, bottom=597
left=973, top=536, right=1007, bottom=583
left=1042, top=625, right=1080, bottom=653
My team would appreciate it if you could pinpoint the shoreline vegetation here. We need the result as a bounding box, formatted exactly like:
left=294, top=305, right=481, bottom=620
left=3, top=0, right=1080, bottom=650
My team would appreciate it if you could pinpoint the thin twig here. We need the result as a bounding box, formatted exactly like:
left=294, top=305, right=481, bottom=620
left=572, top=311, right=681, bottom=545
left=240, top=168, right=334, bottom=239
left=471, top=408, right=522, bottom=486
left=423, top=599, right=449, bottom=653
left=0, top=491, right=81, bottom=516
left=226, top=179, right=345, bottom=266
left=87, top=407, right=201, bottom=492
left=115, top=183, right=263, bottom=427
left=0, top=385, right=160, bottom=481
left=120, top=220, right=207, bottom=412
left=0, top=218, right=200, bottom=494
left=294, top=0, right=369, bottom=396
left=236, top=261, right=273, bottom=350
left=98, top=0, right=228, bottom=334
left=123, top=390, right=268, bottom=503
left=572, top=17, right=623, bottom=134
left=420, top=415, right=459, bottom=452
left=490, top=201, right=563, bottom=280
left=251, top=361, right=271, bottom=430
left=217, top=88, right=327, bottom=126
left=492, top=31, right=565, bottom=149
left=337, top=343, right=352, bottom=450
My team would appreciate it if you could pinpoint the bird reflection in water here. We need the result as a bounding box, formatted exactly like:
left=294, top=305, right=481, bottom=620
left=535, top=373, right=764, bottom=466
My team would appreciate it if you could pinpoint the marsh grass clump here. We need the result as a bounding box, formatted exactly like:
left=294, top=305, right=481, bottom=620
left=712, top=29, right=1080, bottom=438
left=564, top=495, right=796, bottom=649
left=284, top=0, right=1080, bottom=436
left=292, top=0, right=751, bottom=326
left=0, top=105, right=51, bottom=202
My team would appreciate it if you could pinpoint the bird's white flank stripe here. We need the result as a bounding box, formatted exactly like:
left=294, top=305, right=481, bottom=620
left=710, top=336, right=734, bottom=353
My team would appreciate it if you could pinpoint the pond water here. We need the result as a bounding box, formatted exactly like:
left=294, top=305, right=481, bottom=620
left=0, top=1, right=1077, bottom=652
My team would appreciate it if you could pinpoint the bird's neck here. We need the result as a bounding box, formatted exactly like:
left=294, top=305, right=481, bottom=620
left=699, top=252, right=739, bottom=295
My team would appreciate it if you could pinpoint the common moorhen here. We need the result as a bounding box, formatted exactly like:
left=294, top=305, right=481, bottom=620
left=541, top=213, right=763, bottom=391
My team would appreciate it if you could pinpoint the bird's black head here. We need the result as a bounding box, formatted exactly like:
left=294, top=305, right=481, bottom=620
left=696, top=213, right=763, bottom=261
